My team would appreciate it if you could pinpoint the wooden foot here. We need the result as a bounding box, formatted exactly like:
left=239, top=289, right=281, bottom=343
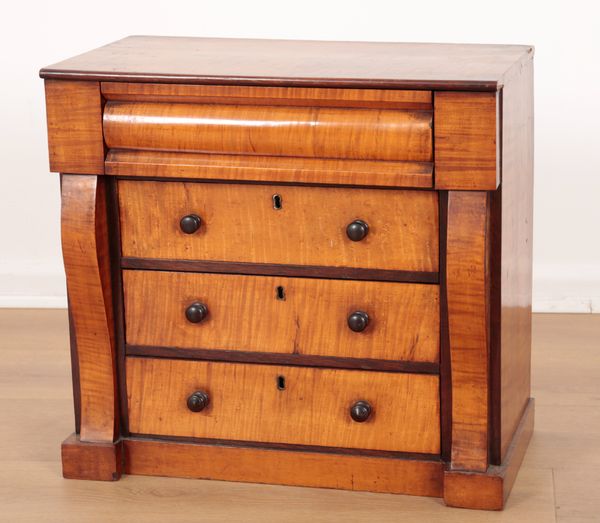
left=62, top=433, right=123, bottom=481
left=443, top=398, right=535, bottom=510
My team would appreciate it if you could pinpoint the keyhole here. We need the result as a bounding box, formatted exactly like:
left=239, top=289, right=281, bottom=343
left=276, top=286, right=286, bottom=301
left=277, top=375, right=286, bottom=390
left=272, top=194, right=283, bottom=210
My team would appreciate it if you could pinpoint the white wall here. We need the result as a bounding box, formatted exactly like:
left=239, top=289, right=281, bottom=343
left=1, top=0, right=599, bottom=311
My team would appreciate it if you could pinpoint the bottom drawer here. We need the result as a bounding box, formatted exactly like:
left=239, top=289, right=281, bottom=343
left=126, top=357, right=440, bottom=454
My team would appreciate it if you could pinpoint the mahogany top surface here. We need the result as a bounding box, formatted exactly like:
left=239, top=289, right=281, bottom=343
left=40, top=36, right=533, bottom=91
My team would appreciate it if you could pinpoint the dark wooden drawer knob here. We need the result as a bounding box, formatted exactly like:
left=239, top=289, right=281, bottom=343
left=346, top=220, right=369, bottom=241
left=180, top=214, right=202, bottom=234
left=347, top=311, right=369, bottom=332
left=187, top=391, right=210, bottom=412
left=350, top=400, right=372, bottom=422
left=185, top=302, right=208, bottom=323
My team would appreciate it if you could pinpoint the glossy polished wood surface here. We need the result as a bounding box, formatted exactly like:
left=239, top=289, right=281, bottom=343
left=434, top=92, right=499, bottom=190
left=61, top=175, right=117, bottom=442
left=44, top=80, right=104, bottom=174
left=126, top=357, right=441, bottom=453
left=118, top=181, right=439, bottom=272
left=446, top=191, right=490, bottom=472
left=40, top=36, right=533, bottom=91
left=101, top=82, right=433, bottom=109
left=105, top=150, right=433, bottom=189
left=123, top=270, right=440, bottom=362
left=497, top=59, right=534, bottom=462
left=103, top=102, right=432, bottom=162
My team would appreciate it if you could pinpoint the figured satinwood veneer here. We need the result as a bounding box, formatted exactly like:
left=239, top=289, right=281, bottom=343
left=126, top=357, right=440, bottom=454
left=123, top=270, right=440, bottom=363
left=118, top=181, right=439, bottom=273
left=41, top=37, right=534, bottom=510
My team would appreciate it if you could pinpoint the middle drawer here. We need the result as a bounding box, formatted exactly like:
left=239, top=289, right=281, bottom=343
left=124, top=270, right=439, bottom=363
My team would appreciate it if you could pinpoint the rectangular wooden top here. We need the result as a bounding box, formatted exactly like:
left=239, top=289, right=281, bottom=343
left=40, top=36, right=533, bottom=91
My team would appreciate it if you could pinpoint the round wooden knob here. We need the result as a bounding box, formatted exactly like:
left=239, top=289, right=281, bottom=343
left=350, top=400, right=372, bottom=422
left=180, top=214, right=202, bottom=234
left=185, top=302, right=208, bottom=323
left=346, top=220, right=369, bottom=241
left=187, top=391, right=210, bottom=412
left=347, top=311, right=369, bottom=332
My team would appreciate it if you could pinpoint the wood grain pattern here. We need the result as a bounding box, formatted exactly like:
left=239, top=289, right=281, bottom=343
left=125, top=344, right=439, bottom=374
left=105, top=150, right=433, bottom=189
left=126, top=357, right=440, bottom=453
left=120, top=257, right=438, bottom=284
left=40, top=36, right=533, bottom=91
left=124, top=437, right=443, bottom=497
left=497, top=58, right=534, bottom=462
left=118, top=181, right=439, bottom=272
left=61, top=433, right=122, bottom=481
left=123, top=271, right=439, bottom=363
left=103, top=102, right=432, bottom=162
left=434, top=92, right=499, bottom=190
left=44, top=80, right=104, bottom=174
left=443, top=399, right=534, bottom=510
left=61, top=175, right=117, bottom=442
left=446, top=191, right=490, bottom=472
left=101, top=82, right=432, bottom=109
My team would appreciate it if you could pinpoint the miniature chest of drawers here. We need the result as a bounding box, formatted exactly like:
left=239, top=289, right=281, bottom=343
left=40, top=37, right=534, bottom=510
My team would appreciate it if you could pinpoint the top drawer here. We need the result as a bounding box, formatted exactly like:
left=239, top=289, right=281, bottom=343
left=118, top=181, right=439, bottom=273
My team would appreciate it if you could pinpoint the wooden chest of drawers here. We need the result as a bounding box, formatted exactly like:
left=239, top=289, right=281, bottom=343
left=41, top=37, right=534, bottom=510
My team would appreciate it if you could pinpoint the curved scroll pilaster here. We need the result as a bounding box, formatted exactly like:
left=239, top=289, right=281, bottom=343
left=61, top=175, right=117, bottom=443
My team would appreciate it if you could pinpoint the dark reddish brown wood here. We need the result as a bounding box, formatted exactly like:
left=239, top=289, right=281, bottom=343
left=120, top=257, right=439, bottom=284
left=124, top=437, right=444, bottom=496
left=489, top=185, right=502, bottom=465
left=40, top=36, right=533, bottom=91
left=66, top=300, right=81, bottom=434
left=438, top=191, right=452, bottom=462
left=106, top=179, right=129, bottom=437
left=443, top=399, right=534, bottom=510
left=125, top=346, right=440, bottom=374
left=61, top=433, right=123, bottom=481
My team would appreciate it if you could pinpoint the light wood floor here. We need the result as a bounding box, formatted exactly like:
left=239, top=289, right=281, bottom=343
left=1, top=310, right=599, bottom=522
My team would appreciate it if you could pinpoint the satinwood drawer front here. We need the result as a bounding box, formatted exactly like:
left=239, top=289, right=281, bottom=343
left=126, top=357, right=440, bottom=454
left=123, top=270, right=440, bottom=363
left=103, top=101, right=432, bottom=162
left=118, top=181, right=439, bottom=273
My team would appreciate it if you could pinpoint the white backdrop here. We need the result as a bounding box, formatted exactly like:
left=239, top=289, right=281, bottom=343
left=1, top=0, right=599, bottom=311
